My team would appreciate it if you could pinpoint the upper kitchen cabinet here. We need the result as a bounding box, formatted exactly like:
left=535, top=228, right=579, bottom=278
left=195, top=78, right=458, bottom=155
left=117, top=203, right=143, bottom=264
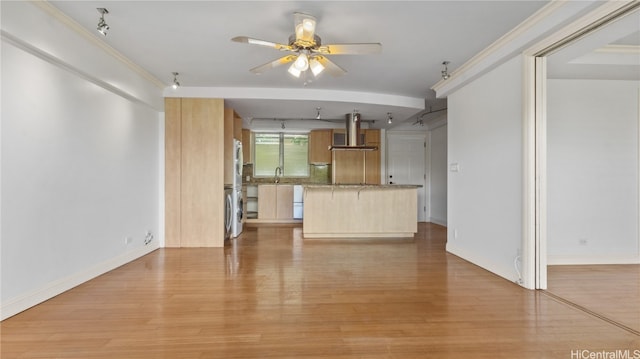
left=242, top=129, right=252, bottom=164
left=165, top=98, right=225, bottom=248
left=309, top=129, right=332, bottom=164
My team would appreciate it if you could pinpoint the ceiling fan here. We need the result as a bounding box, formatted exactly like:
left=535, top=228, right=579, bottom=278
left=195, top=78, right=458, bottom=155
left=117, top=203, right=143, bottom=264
left=232, top=12, right=382, bottom=79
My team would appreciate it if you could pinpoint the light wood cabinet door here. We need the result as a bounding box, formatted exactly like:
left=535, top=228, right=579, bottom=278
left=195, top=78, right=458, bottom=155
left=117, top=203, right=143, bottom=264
left=258, top=184, right=293, bottom=219
left=234, top=114, right=243, bottom=141
left=309, top=129, right=332, bottom=164
left=364, top=129, right=381, bottom=184
left=276, top=185, right=293, bottom=219
left=165, top=98, right=224, bottom=248
left=258, top=185, right=277, bottom=219
left=180, top=98, right=224, bottom=247
left=365, top=150, right=381, bottom=184
left=164, top=98, right=182, bottom=247
left=333, top=151, right=365, bottom=184
left=364, top=129, right=380, bottom=145
left=242, top=129, right=252, bottom=163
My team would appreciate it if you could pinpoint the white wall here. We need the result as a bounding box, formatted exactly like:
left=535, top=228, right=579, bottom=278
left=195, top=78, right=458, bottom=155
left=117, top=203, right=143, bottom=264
left=429, top=124, right=447, bottom=226
left=447, top=55, right=523, bottom=283
left=1, top=2, right=163, bottom=319
left=547, top=79, right=639, bottom=264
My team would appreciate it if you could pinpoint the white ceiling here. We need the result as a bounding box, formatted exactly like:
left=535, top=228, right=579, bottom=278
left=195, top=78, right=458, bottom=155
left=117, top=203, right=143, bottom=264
left=50, top=1, right=552, bottom=128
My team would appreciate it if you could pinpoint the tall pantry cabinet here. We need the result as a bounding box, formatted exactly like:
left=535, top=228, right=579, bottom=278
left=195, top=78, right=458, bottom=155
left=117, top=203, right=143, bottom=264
left=165, top=98, right=225, bottom=247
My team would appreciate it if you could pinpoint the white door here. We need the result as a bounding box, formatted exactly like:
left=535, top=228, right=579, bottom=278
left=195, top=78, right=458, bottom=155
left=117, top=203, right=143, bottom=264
left=386, top=132, right=427, bottom=222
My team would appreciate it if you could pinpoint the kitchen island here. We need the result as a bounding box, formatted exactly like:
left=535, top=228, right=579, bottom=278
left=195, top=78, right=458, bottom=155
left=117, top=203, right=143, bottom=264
left=303, top=184, right=419, bottom=238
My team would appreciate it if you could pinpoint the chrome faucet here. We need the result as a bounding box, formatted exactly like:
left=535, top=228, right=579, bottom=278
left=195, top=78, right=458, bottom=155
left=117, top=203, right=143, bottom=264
left=274, top=166, right=282, bottom=183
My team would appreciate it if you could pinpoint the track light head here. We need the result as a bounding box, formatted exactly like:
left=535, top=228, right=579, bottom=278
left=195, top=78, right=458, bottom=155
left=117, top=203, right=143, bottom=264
left=171, top=72, right=180, bottom=89
left=387, top=112, right=393, bottom=124
left=97, top=8, right=109, bottom=36
left=441, top=61, right=451, bottom=80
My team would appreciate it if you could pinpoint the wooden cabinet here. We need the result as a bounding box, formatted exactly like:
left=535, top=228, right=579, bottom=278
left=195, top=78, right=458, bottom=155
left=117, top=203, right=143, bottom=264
left=365, top=129, right=381, bottom=184
left=332, top=129, right=381, bottom=184
left=258, top=185, right=293, bottom=220
left=333, top=151, right=365, bottom=184
left=234, top=114, right=242, bottom=141
left=242, top=129, right=252, bottom=163
left=165, top=98, right=225, bottom=247
left=309, top=129, right=332, bottom=164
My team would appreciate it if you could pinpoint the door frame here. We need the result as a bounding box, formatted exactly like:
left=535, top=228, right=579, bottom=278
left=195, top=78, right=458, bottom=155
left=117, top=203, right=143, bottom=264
left=521, top=1, right=640, bottom=290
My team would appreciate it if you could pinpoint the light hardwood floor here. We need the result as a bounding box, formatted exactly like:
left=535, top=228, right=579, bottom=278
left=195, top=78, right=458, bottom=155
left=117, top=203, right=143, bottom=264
left=547, top=264, right=640, bottom=333
left=2, top=223, right=638, bottom=358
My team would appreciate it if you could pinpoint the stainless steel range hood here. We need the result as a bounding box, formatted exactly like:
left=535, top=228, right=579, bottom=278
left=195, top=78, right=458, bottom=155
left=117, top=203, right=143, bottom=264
left=329, top=112, right=378, bottom=151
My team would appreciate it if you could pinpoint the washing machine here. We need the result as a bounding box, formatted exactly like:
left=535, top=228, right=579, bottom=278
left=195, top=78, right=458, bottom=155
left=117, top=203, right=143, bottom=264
left=224, top=186, right=233, bottom=241
left=232, top=188, right=243, bottom=237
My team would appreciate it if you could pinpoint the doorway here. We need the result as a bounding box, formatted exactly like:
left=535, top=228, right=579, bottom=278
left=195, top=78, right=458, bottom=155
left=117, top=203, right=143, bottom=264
left=386, top=132, right=427, bottom=222
left=527, top=2, right=640, bottom=333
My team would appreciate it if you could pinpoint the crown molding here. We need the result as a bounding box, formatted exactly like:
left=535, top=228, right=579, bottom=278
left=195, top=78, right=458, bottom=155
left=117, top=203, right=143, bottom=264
left=30, top=1, right=165, bottom=89
left=596, top=44, right=640, bottom=54
left=431, top=0, right=620, bottom=98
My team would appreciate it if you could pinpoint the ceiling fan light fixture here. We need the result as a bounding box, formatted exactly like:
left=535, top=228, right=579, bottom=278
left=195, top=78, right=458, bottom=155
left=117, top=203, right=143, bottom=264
left=287, top=63, right=302, bottom=78
left=293, top=53, right=309, bottom=71
left=294, top=12, right=316, bottom=44
left=309, top=57, right=324, bottom=76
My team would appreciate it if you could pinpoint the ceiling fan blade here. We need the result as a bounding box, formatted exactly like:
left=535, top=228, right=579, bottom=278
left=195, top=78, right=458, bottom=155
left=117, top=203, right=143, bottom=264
left=317, top=43, right=382, bottom=55
left=315, top=56, right=346, bottom=77
left=249, top=55, right=297, bottom=74
left=231, top=36, right=292, bottom=51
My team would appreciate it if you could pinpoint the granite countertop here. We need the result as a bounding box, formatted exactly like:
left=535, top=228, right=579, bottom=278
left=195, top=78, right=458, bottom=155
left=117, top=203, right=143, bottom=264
left=303, top=184, right=423, bottom=189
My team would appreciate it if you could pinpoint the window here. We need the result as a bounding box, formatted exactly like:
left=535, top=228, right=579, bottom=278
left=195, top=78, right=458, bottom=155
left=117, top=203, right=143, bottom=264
left=254, top=133, right=309, bottom=177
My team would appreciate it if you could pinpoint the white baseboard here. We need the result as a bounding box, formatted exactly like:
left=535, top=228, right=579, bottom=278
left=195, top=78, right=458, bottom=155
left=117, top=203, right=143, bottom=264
left=446, top=242, right=522, bottom=286
left=1, top=244, right=159, bottom=321
left=547, top=254, right=640, bottom=265
left=428, top=217, right=447, bottom=227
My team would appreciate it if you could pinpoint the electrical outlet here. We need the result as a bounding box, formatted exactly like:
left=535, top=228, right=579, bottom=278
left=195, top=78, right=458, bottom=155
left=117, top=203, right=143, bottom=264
left=453, top=229, right=458, bottom=239
left=144, top=231, right=154, bottom=245
left=125, top=237, right=133, bottom=245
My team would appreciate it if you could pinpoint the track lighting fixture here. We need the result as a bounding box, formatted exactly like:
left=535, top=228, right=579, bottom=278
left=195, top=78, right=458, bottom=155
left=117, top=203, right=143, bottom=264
left=281, top=121, right=286, bottom=129
left=96, top=8, right=109, bottom=36
left=387, top=112, right=393, bottom=125
left=171, top=72, right=180, bottom=89
left=316, top=107, right=321, bottom=120
left=441, top=61, right=451, bottom=80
